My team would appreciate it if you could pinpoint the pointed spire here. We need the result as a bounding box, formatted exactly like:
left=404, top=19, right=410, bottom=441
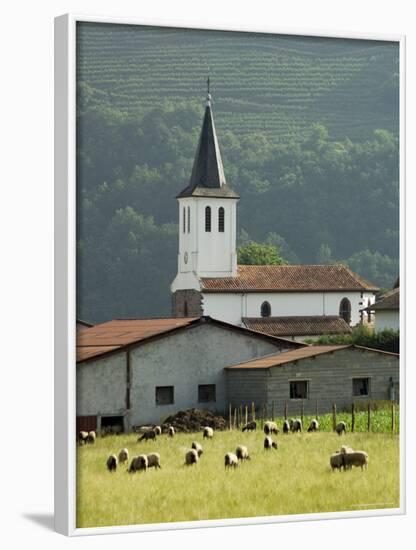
left=177, top=83, right=239, bottom=199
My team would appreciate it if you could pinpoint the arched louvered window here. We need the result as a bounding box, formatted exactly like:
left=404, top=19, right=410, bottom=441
left=339, top=298, right=351, bottom=324
left=183, top=206, right=186, bottom=234
left=187, top=206, right=190, bottom=233
left=261, top=301, right=271, bottom=317
left=205, top=206, right=211, bottom=232
left=218, top=207, right=225, bottom=232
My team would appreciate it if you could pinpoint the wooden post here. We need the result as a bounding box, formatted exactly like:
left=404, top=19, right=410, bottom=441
left=245, top=405, right=248, bottom=426
left=284, top=400, right=288, bottom=420
left=229, top=403, right=232, bottom=430
left=301, top=400, right=305, bottom=426
left=391, top=402, right=395, bottom=433
left=233, top=408, right=237, bottom=430
left=251, top=402, right=255, bottom=422
left=367, top=402, right=371, bottom=432
left=332, top=403, right=337, bottom=431
left=272, top=401, right=275, bottom=421
left=315, top=399, right=319, bottom=420
left=351, top=402, right=355, bottom=433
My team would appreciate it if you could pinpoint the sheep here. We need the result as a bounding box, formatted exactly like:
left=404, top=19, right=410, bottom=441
left=168, top=426, right=175, bottom=437
left=128, top=454, right=148, bottom=473
left=340, top=445, right=354, bottom=455
left=191, top=441, right=203, bottom=457
left=291, top=419, right=302, bottom=433
left=224, top=452, right=239, bottom=468
left=242, top=420, right=257, bottom=432
left=78, top=431, right=89, bottom=445
left=264, top=436, right=278, bottom=450
left=185, top=449, right=199, bottom=466
left=138, top=429, right=157, bottom=442
left=282, top=420, right=290, bottom=434
left=264, top=421, right=279, bottom=435
left=335, top=421, right=347, bottom=436
left=342, top=451, right=369, bottom=471
left=118, top=448, right=129, bottom=464
left=86, top=431, right=96, bottom=444
left=289, top=418, right=295, bottom=430
left=106, top=454, right=118, bottom=472
left=146, top=452, right=162, bottom=469
left=330, top=452, right=344, bottom=471
left=236, top=445, right=250, bottom=461
left=153, top=425, right=162, bottom=436
left=203, top=426, right=214, bottom=439
left=307, top=419, right=319, bottom=432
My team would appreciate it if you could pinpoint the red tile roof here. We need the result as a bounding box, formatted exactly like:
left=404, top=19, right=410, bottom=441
left=242, top=316, right=352, bottom=337
left=201, top=264, right=378, bottom=293
left=363, top=287, right=399, bottom=311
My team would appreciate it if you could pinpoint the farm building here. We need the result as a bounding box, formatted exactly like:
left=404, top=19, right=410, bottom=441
left=226, top=345, right=399, bottom=416
left=76, top=316, right=302, bottom=431
left=363, top=285, right=400, bottom=332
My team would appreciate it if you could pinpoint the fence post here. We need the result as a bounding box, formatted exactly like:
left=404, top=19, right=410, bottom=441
left=332, top=403, right=337, bottom=431
left=239, top=405, right=243, bottom=428
left=391, top=402, right=395, bottom=434
left=245, top=405, right=248, bottom=426
left=272, top=401, right=275, bottom=421
left=251, top=402, right=255, bottom=422
left=315, top=399, right=319, bottom=420
left=229, top=403, right=232, bottom=430
left=284, top=400, right=288, bottom=420
left=233, top=408, right=237, bottom=430
left=301, top=400, right=304, bottom=426
left=367, top=402, right=371, bottom=432
left=351, top=402, right=355, bottom=433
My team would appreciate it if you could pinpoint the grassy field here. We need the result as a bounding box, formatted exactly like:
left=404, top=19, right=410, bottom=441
left=76, top=428, right=400, bottom=528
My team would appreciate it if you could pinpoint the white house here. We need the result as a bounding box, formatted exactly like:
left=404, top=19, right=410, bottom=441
left=363, top=285, right=399, bottom=332
left=171, top=91, right=378, bottom=335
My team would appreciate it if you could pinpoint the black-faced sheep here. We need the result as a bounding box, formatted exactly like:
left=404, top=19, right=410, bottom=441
left=128, top=454, right=148, bottom=473
left=86, top=431, right=96, bottom=444
left=264, top=421, right=279, bottom=435
left=335, top=421, right=347, bottom=436
left=242, top=421, right=257, bottom=432
left=330, top=452, right=344, bottom=471
left=282, top=420, right=290, bottom=434
left=236, top=445, right=250, bottom=461
left=118, top=448, right=129, bottom=464
left=168, top=426, right=175, bottom=437
left=185, top=449, right=199, bottom=465
left=106, top=454, right=118, bottom=472
left=291, top=419, right=302, bottom=433
left=264, top=436, right=278, bottom=450
left=191, top=441, right=203, bottom=457
left=203, top=426, right=214, bottom=439
left=78, top=431, right=89, bottom=445
left=138, top=429, right=157, bottom=442
left=224, top=452, right=239, bottom=468
left=146, top=452, right=161, bottom=469
left=342, top=451, right=368, bottom=471
left=307, top=419, right=319, bottom=432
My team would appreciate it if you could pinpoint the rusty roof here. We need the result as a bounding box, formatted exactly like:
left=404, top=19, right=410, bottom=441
left=242, top=316, right=352, bottom=337
left=201, top=264, right=378, bottom=293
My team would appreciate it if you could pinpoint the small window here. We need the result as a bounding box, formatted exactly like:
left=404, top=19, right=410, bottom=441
left=290, top=380, right=308, bottom=400
left=261, top=301, right=271, bottom=317
left=339, top=297, right=351, bottom=324
left=218, top=207, right=225, bottom=232
left=182, top=206, right=186, bottom=234
left=353, top=378, right=370, bottom=397
left=205, top=206, right=211, bottom=232
left=155, top=386, right=174, bottom=406
left=198, top=384, right=216, bottom=403
left=187, top=206, right=191, bottom=233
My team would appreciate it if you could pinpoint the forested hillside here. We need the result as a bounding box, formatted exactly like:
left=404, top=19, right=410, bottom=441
left=76, top=23, right=400, bottom=324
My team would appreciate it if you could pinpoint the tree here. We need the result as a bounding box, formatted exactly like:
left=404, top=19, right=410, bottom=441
left=237, top=241, right=288, bottom=266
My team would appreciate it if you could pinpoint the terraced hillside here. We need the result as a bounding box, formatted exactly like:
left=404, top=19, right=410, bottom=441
left=76, top=23, right=399, bottom=143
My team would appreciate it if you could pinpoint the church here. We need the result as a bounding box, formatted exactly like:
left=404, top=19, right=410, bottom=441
left=171, top=89, right=379, bottom=340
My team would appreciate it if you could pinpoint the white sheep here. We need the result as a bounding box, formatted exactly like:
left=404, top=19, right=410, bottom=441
left=203, top=426, right=214, bottom=439
left=191, top=441, right=203, bottom=457
left=168, top=426, right=175, bottom=437
left=146, top=452, right=161, bottom=469
left=330, top=452, right=344, bottom=471
left=153, top=426, right=162, bottom=436
left=307, top=419, right=319, bottom=432
left=128, top=454, right=148, bottom=473
left=106, top=454, right=118, bottom=472
left=224, top=452, right=239, bottom=468
left=335, top=421, right=347, bottom=436
left=264, top=436, right=278, bottom=450
left=340, top=445, right=354, bottom=455
left=342, top=451, right=369, bottom=471
left=236, top=445, right=250, bottom=461
left=78, top=431, right=89, bottom=445
left=264, top=421, right=279, bottom=435
left=86, top=430, right=96, bottom=444
left=185, top=449, right=199, bottom=466
left=118, top=448, right=129, bottom=464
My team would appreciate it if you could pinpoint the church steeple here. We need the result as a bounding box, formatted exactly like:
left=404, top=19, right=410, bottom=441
left=177, top=84, right=239, bottom=199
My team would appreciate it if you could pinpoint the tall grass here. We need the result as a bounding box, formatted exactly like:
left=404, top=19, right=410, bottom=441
left=77, top=430, right=399, bottom=528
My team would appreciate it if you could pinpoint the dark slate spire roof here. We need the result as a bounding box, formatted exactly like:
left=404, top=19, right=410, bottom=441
left=177, top=90, right=239, bottom=199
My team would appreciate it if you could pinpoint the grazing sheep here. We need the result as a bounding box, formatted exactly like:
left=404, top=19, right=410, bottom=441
left=203, top=426, right=214, bottom=439
left=236, top=445, right=251, bottom=461
left=224, top=452, right=239, bottom=468
left=138, top=429, right=157, bottom=442
left=264, top=421, right=279, bottom=435
left=340, top=445, right=354, bottom=455
left=289, top=418, right=295, bottom=430
left=330, top=452, right=344, bottom=471
left=282, top=420, right=290, bottom=434
left=191, top=441, right=203, bottom=457
left=242, top=421, right=257, bottom=432
left=106, top=454, right=118, bottom=472
left=118, top=448, right=129, bottom=464
left=146, top=452, right=162, bottom=469
left=185, top=449, right=199, bottom=466
left=307, top=419, right=319, bottom=432
left=128, top=454, right=148, bottom=473
left=86, top=431, right=96, bottom=444
left=335, top=421, right=347, bottom=436
left=264, top=436, right=278, bottom=450
left=168, top=426, right=175, bottom=437
left=153, top=426, right=162, bottom=436
left=342, top=451, right=369, bottom=471
left=291, top=419, right=302, bottom=433
left=78, top=431, right=89, bottom=445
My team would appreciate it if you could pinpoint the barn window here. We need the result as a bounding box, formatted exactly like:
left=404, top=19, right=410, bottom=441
left=339, top=298, right=351, bottom=324
left=218, top=207, right=225, bottom=232
left=205, top=206, right=211, bottom=232
left=352, top=377, right=370, bottom=397
left=187, top=206, right=191, bottom=233
left=100, top=415, right=124, bottom=435
left=155, top=386, right=174, bottom=405
left=261, top=301, right=271, bottom=317
left=198, top=384, right=216, bottom=403
left=182, top=206, right=186, bottom=233
left=290, top=380, right=308, bottom=400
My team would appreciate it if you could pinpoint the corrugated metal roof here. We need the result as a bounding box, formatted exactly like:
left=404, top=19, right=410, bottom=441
left=243, top=316, right=352, bottom=336
left=201, top=264, right=379, bottom=292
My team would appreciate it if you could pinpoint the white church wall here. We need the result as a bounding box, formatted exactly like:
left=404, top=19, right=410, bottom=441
left=375, top=310, right=399, bottom=332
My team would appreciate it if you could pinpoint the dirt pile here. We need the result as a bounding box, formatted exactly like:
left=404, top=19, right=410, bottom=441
left=162, top=408, right=227, bottom=433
